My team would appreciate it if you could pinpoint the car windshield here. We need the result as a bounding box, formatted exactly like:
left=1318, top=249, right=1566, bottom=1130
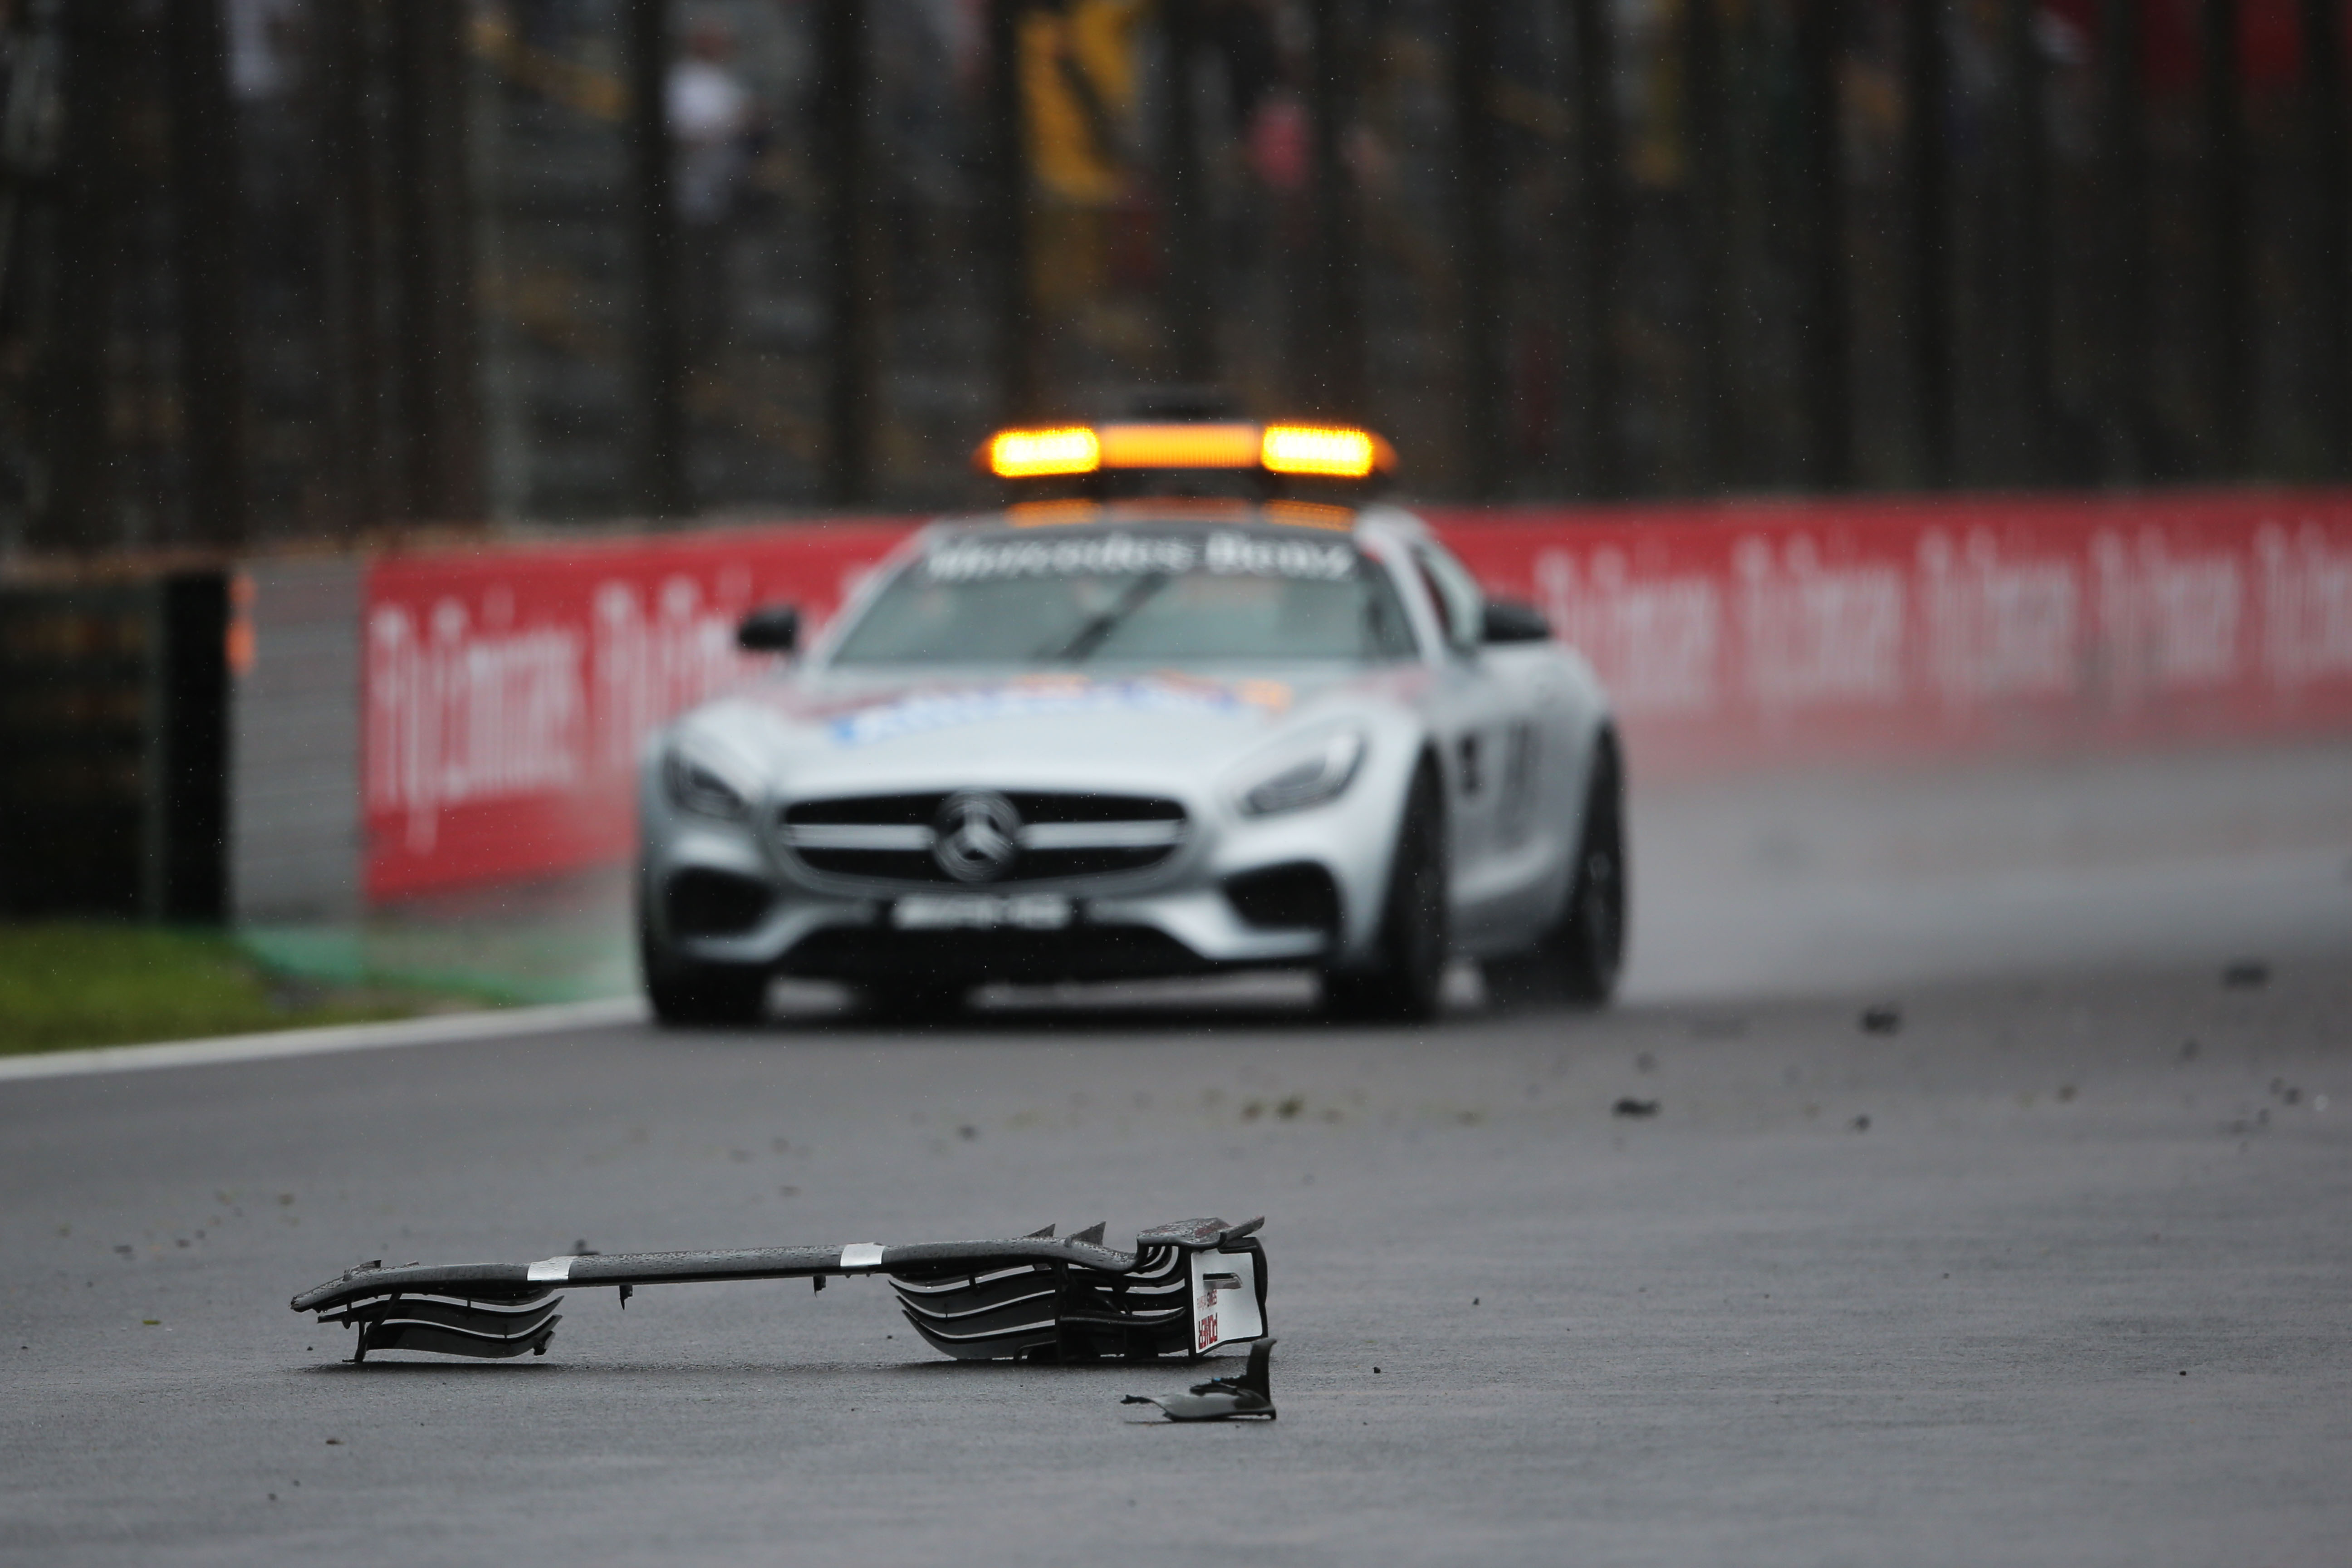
left=827, top=527, right=1421, bottom=666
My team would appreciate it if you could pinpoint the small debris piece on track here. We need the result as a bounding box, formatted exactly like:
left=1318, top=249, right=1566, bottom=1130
left=1121, top=1339, right=1277, bottom=1422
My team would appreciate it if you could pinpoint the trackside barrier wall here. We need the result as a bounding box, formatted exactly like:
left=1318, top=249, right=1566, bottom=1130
left=363, top=521, right=912, bottom=902
left=1429, top=491, right=2352, bottom=776
left=357, top=493, right=2352, bottom=902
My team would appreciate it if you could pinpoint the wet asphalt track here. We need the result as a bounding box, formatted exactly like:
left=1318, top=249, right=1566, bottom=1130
left=5, top=742, right=2351, bottom=1568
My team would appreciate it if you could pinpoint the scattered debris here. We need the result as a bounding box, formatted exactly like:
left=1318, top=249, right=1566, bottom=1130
left=2222, top=960, right=2269, bottom=989
left=1612, top=1098, right=1660, bottom=1119
left=1860, top=1004, right=1903, bottom=1034
left=1122, top=1339, right=1277, bottom=1422
left=291, top=1217, right=1271, bottom=1365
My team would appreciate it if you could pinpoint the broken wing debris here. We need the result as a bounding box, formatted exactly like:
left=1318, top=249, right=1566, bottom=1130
left=1123, top=1338, right=1278, bottom=1421
left=291, top=1217, right=1269, bottom=1364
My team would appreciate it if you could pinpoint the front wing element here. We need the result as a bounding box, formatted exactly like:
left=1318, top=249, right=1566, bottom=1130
left=290, top=1216, right=1269, bottom=1364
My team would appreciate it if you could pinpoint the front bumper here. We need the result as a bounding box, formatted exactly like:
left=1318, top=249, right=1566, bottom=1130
left=641, top=764, right=1408, bottom=985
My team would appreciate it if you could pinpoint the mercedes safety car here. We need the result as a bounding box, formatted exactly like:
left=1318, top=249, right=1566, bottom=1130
left=637, top=416, right=1625, bottom=1024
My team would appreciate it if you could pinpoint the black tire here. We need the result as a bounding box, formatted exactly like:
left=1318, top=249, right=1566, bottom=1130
left=638, top=881, right=771, bottom=1027
left=1487, top=733, right=1626, bottom=1009
left=1323, top=761, right=1449, bottom=1023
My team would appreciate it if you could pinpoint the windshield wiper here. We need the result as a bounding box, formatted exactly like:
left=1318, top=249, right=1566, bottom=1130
left=1039, top=573, right=1171, bottom=662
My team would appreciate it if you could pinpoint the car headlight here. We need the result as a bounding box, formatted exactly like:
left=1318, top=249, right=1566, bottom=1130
left=1232, top=727, right=1367, bottom=817
left=663, top=745, right=752, bottom=822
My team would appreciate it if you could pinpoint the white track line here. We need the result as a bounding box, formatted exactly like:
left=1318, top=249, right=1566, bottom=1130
left=0, top=996, right=651, bottom=1084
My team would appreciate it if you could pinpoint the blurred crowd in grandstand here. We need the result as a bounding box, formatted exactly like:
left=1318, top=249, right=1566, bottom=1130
left=1, top=0, right=2349, bottom=556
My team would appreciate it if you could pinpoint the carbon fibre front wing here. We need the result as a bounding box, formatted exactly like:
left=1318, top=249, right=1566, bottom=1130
left=289, top=1216, right=1269, bottom=1364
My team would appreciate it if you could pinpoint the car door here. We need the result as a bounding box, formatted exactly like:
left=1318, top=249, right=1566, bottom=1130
left=1469, top=598, right=1593, bottom=951
left=1404, top=541, right=1530, bottom=946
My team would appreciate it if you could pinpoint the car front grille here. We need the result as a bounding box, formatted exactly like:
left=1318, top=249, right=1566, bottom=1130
left=777, top=791, right=1188, bottom=885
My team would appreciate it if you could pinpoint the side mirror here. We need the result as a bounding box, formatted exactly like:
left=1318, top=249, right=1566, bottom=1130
left=736, top=604, right=800, bottom=654
left=1480, top=599, right=1550, bottom=645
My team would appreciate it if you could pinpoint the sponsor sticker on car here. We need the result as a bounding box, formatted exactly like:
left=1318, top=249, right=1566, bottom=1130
left=829, top=675, right=1290, bottom=747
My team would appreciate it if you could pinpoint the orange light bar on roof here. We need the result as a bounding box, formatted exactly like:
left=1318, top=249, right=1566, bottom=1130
left=1096, top=422, right=1262, bottom=469
left=987, top=426, right=1101, bottom=478
left=982, top=420, right=1396, bottom=481
left=1259, top=424, right=1388, bottom=478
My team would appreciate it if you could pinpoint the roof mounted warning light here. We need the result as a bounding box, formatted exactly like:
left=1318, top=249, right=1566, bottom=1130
left=1260, top=425, right=1382, bottom=478
left=986, top=426, right=1101, bottom=478
left=976, top=420, right=1396, bottom=500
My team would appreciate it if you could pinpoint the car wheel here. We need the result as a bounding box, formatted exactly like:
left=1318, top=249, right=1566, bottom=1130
left=638, top=882, right=771, bottom=1027
left=1487, top=734, right=1625, bottom=1009
left=1323, top=761, right=1448, bottom=1024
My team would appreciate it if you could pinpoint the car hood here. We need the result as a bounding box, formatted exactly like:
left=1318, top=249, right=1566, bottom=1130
left=670, top=664, right=1424, bottom=799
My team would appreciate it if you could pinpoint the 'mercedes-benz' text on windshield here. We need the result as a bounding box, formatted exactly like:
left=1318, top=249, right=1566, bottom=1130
left=828, top=527, right=1419, bottom=668
left=920, top=530, right=1356, bottom=584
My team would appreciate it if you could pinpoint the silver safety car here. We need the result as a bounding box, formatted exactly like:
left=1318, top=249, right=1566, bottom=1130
left=636, top=418, right=1625, bottom=1024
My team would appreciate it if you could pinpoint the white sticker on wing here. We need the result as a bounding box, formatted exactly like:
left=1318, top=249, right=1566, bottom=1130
left=1188, top=1247, right=1264, bottom=1353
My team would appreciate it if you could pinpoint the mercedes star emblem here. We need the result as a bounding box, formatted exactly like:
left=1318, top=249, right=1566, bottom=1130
left=932, top=791, right=1022, bottom=882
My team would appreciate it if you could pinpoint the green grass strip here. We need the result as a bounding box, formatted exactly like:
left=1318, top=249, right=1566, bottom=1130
left=0, top=922, right=477, bottom=1057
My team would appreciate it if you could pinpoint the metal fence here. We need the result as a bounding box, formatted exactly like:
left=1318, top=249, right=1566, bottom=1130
left=2, top=0, right=2348, bottom=554
left=0, top=573, right=230, bottom=918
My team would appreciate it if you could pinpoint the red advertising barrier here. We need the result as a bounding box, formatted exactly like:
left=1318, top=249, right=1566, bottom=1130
left=366, top=521, right=918, bottom=901
left=363, top=492, right=2352, bottom=901
left=1430, top=490, right=2352, bottom=778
